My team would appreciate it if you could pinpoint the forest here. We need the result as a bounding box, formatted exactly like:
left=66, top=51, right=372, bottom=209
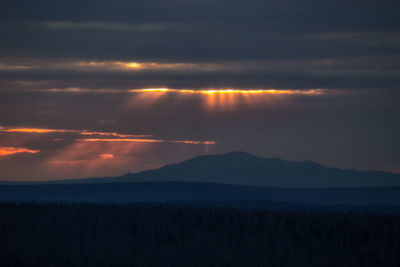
left=1, top=203, right=399, bottom=267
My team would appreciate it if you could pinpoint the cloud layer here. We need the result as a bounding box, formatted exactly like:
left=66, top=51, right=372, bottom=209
left=1, top=0, right=399, bottom=91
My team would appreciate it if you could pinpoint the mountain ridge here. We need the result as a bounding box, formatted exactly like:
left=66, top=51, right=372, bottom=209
left=3, top=151, right=398, bottom=187
left=110, top=151, right=400, bottom=187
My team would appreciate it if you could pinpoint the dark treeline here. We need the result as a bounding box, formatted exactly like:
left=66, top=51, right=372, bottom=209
left=1, top=203, right=400, bottom=267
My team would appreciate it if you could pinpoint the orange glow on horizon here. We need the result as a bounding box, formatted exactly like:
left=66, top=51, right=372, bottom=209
left=42, top=138, right=154, bottom=178
left=0, top=146, right=40, bottom=156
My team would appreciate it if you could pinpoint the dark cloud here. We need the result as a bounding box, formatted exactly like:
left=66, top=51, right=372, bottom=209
left=1, top=0, right=399, bottom=61
left=0, top=1, right=399, bottom=90
left=1, top=56, right=400, bottom=90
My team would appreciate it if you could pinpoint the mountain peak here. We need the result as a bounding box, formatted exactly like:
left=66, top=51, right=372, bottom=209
left=189, top=151, right=261, bottom=162
left=222, top=151, right=259, bottom=158
left=179, top=151, right=263, bottom=169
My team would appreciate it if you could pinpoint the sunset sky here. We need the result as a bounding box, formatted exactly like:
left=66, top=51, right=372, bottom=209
left=0, top=0, right=399, bottom=181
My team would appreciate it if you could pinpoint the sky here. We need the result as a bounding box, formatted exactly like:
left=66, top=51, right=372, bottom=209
left=0, top=0, right=399, bottom=181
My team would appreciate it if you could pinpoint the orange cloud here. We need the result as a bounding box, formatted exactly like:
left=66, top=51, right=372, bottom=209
left=79, top=138, right=163, bottom=143
left=79, top=131, right=149, bottom=138
left=0, top=126, right=216, bottom=156
left=79, top=138, right=216, bottom=144
left=0, top=60, right=239, bottom=72
left=170, top=140, right=217, bottom=145
left=98, top=154, right=114, bottom=159
left=0, top=146, right=40, bottom=156
left=0, top=126, right=150, bottom=138
left=1, top=128, right=69, bottom=134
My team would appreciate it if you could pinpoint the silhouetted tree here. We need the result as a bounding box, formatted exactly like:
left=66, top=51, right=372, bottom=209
left=0, top=203, right=399, bottom=267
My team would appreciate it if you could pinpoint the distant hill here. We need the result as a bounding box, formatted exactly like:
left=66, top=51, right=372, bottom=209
left=1, top=182, right=400, bottom=208
left=45, top=151, right=400, bottom=187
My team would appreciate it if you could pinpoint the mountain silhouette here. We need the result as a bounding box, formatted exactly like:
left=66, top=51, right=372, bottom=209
left=50, top=151, right=400, bottom=187
left=2, top=152, right=400, bottom=206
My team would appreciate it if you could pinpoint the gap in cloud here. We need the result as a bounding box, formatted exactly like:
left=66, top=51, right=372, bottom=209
left=24, top=87, right=330, bottom=111
left=125, top=88, right=327, bottom=110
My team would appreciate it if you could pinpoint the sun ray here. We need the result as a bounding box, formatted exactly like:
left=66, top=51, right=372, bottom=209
left=124, top=88, right=326, bottom=110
